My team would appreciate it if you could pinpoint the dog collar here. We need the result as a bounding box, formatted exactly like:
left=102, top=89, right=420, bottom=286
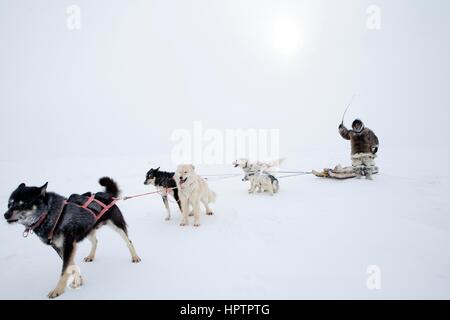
left=23, top=211, right=48, bottom=238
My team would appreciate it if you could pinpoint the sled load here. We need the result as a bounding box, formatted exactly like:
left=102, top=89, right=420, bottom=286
left=312, top=164, right=379, bottom=180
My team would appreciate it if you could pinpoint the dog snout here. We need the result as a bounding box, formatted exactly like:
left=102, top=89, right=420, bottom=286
left=4, top=210, right=13, bottom=221
left=179, top=175, right=188, bottom=184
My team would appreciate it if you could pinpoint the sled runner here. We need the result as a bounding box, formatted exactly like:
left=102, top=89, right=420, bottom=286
left=313, top=164, right=378, bottom=180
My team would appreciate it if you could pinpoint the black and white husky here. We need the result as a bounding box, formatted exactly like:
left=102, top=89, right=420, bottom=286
left=234, top=158, right=284, bottom=193
left=3, top=177, right=141, bottom=299
left=246, top=170, right=279, bottom=196
left=144, top=167, right=182, bottom=221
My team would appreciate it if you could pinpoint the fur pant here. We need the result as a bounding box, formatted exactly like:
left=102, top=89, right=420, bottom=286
left=351, top=153, right=377, bottom=178
left=351, top=153, right=376, bottom=167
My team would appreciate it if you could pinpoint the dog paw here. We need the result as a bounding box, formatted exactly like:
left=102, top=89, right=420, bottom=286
left=180, top=221, right=188, bottom=226
left=188, top=211, right=194, bottom=217
left=84, top=256, right=94, bottom=262
left=132, top=256, right=141, bottom=263
left=165, top=217, right=171, bottom=221
left=48, top=288, right=64, bottom=299
left=70, top=275, right=83, bottom=289
left=193, top=223, right=201, bottom=227
left=206, top=211, right=213, bottom=215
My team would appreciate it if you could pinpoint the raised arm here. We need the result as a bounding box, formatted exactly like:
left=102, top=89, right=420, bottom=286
left=339, top=124, right=351, bottom=140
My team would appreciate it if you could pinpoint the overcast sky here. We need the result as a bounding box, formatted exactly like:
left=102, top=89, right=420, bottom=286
left=1, top=0, right=449, bottom=162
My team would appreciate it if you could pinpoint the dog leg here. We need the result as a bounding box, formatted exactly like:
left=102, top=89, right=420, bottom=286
left=273, top=181, right=279, bottom=193
left=84, top=230, right=98, bottom=262
left=249, top=180, right=256, bottom=194
left=162, top=195, right=171, bottom=221
left=173, top=188, right=183, bottom=213
left=193, top=202, right=201, bottom=227
left=69, top=266, right=84, bottom=289
left=48, top=240, right=77, bottom=299
left=107, top=221, right=141, bottom=263
left=179, top=198, right=189, bottom=226
left=269, top=184, right=274, bottom=196
left=202, top=199, right=213, bottom=215
left=189, top=204, right=195, bottom=216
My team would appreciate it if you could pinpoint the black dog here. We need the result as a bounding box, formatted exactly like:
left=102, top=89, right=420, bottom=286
left=4, top=177, right=141, bottom=299
left=144, top=167, right=182, bottom=220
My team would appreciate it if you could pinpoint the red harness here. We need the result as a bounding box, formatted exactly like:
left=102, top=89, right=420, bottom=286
left=74, top=194, right=118, bottom=221
left=23, top=195, right=117, bottom=241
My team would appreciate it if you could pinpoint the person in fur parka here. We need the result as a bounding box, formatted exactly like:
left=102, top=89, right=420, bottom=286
left=339, top=119, right=379, bottom=179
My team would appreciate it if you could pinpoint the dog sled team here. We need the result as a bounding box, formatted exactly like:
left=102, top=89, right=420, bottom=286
left=3, top=118, right=379, bottom=298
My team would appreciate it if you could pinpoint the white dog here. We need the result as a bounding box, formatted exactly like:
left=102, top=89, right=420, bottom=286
left=233, top=158, right=285, bottom=176
left=233, top=158, right=285, bottom=192
left=175, top=164, right=216, bottom=227
left=248, top=170, right=279, bottom=196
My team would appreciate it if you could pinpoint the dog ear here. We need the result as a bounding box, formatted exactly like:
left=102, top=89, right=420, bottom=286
left=39, top=182, right=48, bottom=197
left=156, top=167, right=160, bottom=171
left=190, top=165, right=195, bottom=170
left=18, top=183, right=26, bottom=188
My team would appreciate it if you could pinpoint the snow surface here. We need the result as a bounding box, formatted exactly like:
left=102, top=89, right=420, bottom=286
left=1, top=146, right=449, bottom=299
left=1, top=0, right=450, bottom=299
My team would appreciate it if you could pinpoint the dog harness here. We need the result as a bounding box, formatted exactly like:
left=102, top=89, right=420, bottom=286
left=23, top=194, right=117, bottom=241
left=69, top=194, right=118, bottom=221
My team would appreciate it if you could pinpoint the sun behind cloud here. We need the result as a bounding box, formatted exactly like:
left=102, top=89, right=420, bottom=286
left=269, top=17, right=302, bottom=56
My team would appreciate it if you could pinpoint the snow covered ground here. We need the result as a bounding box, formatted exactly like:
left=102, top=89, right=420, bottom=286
left=1, top=146, right=449, bottom=300
left=1, top=0, right=450, bottom=300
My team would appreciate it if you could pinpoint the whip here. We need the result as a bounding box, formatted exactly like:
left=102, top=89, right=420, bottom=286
left=341, top=94, right=357, bottom=126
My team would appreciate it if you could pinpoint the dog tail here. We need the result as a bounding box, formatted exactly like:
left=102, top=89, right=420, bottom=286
left=274, top=157, right=286, bottom=166
left=99, top=177, right=120, bottom=198
left=208, top=189, right=216, bottom=203
left=265, top=157, right=286, bottom=168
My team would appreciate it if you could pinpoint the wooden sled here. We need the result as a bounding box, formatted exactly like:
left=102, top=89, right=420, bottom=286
left=313, top=165, right=378, bottom=180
